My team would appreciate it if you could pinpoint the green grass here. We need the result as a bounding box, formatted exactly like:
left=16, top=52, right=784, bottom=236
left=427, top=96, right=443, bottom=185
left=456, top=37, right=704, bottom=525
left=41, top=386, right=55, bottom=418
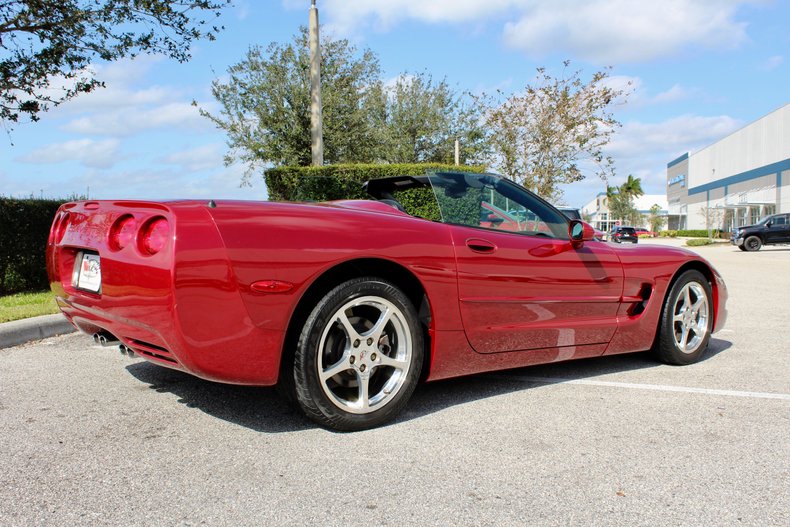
left=0, top=291, right=60, bottom=323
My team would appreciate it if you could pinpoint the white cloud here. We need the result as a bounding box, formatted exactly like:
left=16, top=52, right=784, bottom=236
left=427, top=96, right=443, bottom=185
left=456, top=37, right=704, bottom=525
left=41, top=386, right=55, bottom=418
left=502, top=1, right=752, bottom=63
left=319, top=0, right=757, bottom=63
left=16, top=139, right=121, bottom=169
left=607, top=114, right=742, bottom=160
left=158, top=143, right=225, bottom=172
left=61, top=163, right=261, bottom=201
left=321, top=0, right=518, bottom=32
left=760, top=55, right=783, bottom=71
left=651, top=84, right=694, bottom=104
left=62, top=102, right=212, bottom=136
left=587, top=114, right=743, bottom=196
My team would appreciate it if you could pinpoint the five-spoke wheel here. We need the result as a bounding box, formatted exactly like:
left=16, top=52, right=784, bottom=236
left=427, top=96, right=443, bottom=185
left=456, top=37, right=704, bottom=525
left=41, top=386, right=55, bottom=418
left=291, top=278, right=423, bottom=431
left=655, top=270, right=713, bottom=365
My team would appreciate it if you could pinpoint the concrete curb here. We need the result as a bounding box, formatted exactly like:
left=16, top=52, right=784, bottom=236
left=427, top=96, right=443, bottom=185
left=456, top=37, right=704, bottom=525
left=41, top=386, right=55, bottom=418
left=0, top=314, right=77, bottom=350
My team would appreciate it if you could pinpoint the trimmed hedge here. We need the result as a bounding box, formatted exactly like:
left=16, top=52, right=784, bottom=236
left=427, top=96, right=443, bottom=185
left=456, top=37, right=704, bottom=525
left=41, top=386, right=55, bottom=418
left=0, top=198, right=66, bottom=295
left=265, top=163, right=486, bottom=199
left=659, top=229, right=728, bottom=239
left=676, top=229, right=717, bottom=237
left=265, top=163, right=488, bottom=222
left=686, top=239, right=714, bottom=247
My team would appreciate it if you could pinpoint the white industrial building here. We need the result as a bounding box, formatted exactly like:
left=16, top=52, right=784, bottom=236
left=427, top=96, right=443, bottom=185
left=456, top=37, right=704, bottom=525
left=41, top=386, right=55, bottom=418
left=582, top=193, right=668, bottom=232
left=666, top=103, right=790, bottom=231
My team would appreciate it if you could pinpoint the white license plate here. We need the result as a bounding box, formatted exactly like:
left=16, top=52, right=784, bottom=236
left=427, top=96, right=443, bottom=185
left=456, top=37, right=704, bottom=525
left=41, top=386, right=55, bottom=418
left=76, top=253, right=102, bottom=292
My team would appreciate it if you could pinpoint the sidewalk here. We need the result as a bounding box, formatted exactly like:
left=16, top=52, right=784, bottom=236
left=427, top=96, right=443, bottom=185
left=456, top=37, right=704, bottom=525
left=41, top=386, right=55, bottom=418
left=0, top=314, right=76, bottom=349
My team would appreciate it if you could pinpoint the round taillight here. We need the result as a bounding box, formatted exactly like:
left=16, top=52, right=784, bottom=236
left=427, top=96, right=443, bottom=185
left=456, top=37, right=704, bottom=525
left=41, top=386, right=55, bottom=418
left=109, top=215, right=137, bottom=251
left=139, top=217, right=169, bottom=255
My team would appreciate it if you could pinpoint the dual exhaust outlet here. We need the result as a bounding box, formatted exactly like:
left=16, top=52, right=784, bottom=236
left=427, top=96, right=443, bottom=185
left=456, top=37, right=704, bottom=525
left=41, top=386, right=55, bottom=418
left=92, top=332, right=136, bottom=358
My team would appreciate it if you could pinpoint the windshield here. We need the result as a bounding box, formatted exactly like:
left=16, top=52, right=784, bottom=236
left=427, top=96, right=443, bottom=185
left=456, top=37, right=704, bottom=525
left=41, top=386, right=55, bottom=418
left=757, top=216, right=773, bottom=226
left=425, top=172, right=568, bottom=238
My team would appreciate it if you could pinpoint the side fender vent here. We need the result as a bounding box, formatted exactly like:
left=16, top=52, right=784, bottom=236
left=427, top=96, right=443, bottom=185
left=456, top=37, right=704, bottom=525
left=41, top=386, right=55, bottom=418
left=626, top=283, right=653, bottom=317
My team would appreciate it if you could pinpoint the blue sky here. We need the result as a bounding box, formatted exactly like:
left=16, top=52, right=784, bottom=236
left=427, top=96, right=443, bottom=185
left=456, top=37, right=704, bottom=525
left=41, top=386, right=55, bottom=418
left=1, top=0, right=788, bottom=207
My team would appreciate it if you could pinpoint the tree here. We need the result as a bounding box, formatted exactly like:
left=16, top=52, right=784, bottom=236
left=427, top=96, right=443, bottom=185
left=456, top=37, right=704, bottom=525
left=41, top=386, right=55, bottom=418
left=647, top=203, right=667, bottom=233
left=698, top=206, right=725, bottom=238
left=1, top=0, right=229, bottom=125
left=200, top=28, right=383, bottom=180
left=202, top=33, right=488, bottom=182
left=482, top=61, right=631, bottom=201
left=607, top=174, right=644, bottom=225
left=368, top=72, right=489, bottom=165
left=621, top=174, right=644, bottom=200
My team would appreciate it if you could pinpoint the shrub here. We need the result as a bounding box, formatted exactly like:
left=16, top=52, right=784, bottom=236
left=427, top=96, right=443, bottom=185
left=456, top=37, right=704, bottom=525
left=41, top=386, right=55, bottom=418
left=686, top=239, right=714, bottom=247
left=676, top=229, right=716, bottom=237
left=265, top=163, right=486, bottom=200
left=0, top=198, right=67, bottom=295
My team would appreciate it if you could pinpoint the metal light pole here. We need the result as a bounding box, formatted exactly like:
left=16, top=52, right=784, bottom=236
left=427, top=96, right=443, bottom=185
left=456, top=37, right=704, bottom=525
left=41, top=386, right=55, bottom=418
left=309, top=0, right=324, bottom=166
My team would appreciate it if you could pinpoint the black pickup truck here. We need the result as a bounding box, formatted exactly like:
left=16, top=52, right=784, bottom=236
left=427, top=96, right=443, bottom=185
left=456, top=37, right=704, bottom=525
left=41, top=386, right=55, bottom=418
left=731, top=213, right=790, bottom=251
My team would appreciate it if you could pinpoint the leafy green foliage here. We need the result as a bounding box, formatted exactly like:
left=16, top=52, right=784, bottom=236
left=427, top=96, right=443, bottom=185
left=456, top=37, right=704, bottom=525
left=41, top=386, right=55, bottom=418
left=686, top=238, right=714, bottom=247
left=367, top=72, right=489, bottom=165
left=265, top=163, right=486, bottom=220
left=606, top=175, right=644, bottom=225
left=1, top=0, right=229, bottom=125
left=201, top=28, right=382, bottom=178
left=481, top=61, right=631, bottom=201
left=647, top=203, right=667, bottom=233
left=201, top=30, right=488, bottom=182
left=0, top=198, right=66, bottom=294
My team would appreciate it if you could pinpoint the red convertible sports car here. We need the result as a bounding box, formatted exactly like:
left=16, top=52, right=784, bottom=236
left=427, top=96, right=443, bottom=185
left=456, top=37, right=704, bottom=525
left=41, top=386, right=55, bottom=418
left=47, top=171, right=727, bottom=430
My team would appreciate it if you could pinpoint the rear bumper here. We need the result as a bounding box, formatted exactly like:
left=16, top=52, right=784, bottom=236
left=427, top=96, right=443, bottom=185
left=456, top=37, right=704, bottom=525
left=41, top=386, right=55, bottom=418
left=57, top=296, right=284, bottom=386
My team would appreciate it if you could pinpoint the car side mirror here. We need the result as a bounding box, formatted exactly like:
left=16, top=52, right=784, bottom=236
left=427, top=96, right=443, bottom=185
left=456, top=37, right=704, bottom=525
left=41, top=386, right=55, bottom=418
left=569, top=220, right=595, bottom=246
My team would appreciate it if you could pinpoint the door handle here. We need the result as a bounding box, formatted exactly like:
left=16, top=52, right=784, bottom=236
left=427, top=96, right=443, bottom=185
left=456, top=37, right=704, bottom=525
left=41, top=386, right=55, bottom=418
left=465, top=238, right=497, bottom=253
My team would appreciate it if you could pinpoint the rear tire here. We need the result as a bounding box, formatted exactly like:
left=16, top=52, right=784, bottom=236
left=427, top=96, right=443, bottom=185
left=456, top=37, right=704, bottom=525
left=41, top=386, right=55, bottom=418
left=744, top=236, right=762, bottom=251
left=654, top=270, right=713, bottom=365
left=292, top=277, right=423, bottom=431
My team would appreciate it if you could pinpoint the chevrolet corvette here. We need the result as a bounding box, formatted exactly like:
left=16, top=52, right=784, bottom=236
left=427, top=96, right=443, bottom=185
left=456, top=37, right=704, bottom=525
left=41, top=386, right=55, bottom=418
left=47, top=171, right=727, bottom=430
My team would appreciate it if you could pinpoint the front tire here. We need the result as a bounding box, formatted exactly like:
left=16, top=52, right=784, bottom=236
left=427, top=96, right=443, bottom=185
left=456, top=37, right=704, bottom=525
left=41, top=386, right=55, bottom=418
left=654, top=270, right=713, bottom=365
left=292, top=277, right=423, bottom=431
left=744, top=236, right=762, bottom=251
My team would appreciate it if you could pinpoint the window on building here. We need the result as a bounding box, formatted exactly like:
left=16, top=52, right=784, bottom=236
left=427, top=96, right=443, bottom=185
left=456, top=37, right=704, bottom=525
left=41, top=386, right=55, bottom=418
left=751, top=208, right=760, bottom=224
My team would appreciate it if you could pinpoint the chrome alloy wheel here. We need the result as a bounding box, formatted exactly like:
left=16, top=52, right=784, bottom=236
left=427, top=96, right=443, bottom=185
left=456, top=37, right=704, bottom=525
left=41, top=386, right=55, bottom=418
left=317, top=296, right=412, bottom=414
left=671, top=282, right=709, bottom=354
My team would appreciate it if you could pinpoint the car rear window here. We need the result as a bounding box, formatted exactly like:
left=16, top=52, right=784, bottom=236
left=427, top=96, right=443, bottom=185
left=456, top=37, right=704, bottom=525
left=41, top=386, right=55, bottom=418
left=620, top=227, right=636, bottom=234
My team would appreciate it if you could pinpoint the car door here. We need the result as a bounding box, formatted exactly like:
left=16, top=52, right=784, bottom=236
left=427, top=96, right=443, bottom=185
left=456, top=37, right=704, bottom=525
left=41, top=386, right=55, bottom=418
left=768, top=214, right=790, bottom=243
left=428, top=173, right=624, bottom=356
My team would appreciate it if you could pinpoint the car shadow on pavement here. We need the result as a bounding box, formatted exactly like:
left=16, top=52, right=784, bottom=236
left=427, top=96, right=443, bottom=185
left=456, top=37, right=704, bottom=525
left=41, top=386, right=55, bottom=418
left=125, top=362, right=314, bottom=433
left=125, top=337, right=731, bottom=433
left=405, top=337, right=733, bottom=422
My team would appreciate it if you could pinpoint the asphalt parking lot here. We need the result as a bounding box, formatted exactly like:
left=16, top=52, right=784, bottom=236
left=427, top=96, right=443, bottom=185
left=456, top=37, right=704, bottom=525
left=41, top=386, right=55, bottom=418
left=1, top=240, right=788, bottom=526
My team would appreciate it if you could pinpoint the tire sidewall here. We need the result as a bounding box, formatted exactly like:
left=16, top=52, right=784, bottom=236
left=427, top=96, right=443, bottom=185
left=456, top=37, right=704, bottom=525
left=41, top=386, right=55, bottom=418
left=293, top=277, right=423, bottom=431
left=744, top=235, right=762, bottom=251
left=656, top=270, right=714, bottom=365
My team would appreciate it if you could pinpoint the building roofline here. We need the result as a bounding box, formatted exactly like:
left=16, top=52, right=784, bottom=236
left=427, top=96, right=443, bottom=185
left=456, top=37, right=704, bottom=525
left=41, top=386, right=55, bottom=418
left=667, top=152, right=689, bottom=169
left=686, top=102, right=790, bottom=162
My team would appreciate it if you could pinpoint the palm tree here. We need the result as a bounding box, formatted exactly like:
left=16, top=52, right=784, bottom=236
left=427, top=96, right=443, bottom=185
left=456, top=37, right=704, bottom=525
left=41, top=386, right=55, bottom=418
left=621, top=174, right=644, bottom=200
left=606, top=175, right=643, bottom=226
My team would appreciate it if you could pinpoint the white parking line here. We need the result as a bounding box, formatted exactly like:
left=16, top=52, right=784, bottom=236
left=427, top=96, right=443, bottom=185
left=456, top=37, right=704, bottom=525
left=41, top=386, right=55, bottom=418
left=487, top=375, right=790, bottom=401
